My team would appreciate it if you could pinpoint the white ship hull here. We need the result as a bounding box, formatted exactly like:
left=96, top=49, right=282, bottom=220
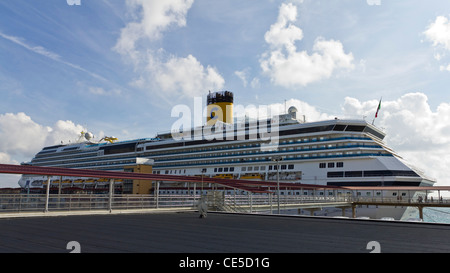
left=18, top=92, right=436, bottom=221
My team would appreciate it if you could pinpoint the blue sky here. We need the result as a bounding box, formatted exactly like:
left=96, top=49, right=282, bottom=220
left=1, top=0, right=450, bottom=187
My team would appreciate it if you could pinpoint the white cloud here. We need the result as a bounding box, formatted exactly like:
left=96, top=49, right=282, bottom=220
left=88, top=86, right=122, bottom=96
left=0, top=152, right=16, bottom=165
left=153, top=54, right=224, bottom=97
left=0, top=31, right=106, bottom=82
left=424, top=15, right=450, bottom=72
left=250, top=77, right=260, bottom=89
left=235, top=68, right=260, bottom=89
left=114, top=0, right=225, bottom=98
left=234, top=98, right=334, bottom=123
left=260, top=3, right=354, bottom=88
left=45, top=120, right=87, bottom=147
left=424, top=15, right=450, bottom=51
left=0, top=113, right=86, bottom=161
left=264, top=3, right=303, bottom=52
left=0, top=113, right=93, bottom=187
left=440, top=64, right=450, bottom=71
left=0, top=113, right=50, bottom=159
left=115, top=0, right=194, bottom=56
left=235, top=69, right=249, bottom=87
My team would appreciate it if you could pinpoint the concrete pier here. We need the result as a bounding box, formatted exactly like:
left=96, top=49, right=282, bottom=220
left=0, top=211, right=448, bottom=253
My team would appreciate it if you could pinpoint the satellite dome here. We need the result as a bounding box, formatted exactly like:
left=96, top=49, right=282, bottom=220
left=85, top=132, right=94, bottom=140
left=288, top=106, right=298, bottom=114
left=288, top=106, right=298, bottom=119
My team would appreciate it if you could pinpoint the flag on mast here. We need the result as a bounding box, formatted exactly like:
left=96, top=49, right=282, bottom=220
left=375, top=98, right=382, bottom=118
left=372, top=97, right=382, bottom=125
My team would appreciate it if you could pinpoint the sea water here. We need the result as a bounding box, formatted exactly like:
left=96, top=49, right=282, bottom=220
left=423, top=207, right=450, bottom=224
left=268, top=207, right=450, bottom=224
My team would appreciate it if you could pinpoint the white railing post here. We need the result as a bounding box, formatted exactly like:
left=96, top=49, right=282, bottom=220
left=250, top=193, right=253, bottom=213
left=44, top=176, right=51, bottom=213
left=156, top=181, right=160, bottom=209
left=193, top=183, right=197, bottom=207
left=109, top=179, right=114, bottom=212
left=270, top=193, right=273, bottom=214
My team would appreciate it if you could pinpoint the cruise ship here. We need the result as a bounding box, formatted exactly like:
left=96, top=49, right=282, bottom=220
left=18, top=91, right=435, bottom=219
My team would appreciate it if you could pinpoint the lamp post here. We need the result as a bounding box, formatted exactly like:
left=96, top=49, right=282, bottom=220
left=272, top=156, right=283, bottom=214
left=201, top=168, right=206, bottom=197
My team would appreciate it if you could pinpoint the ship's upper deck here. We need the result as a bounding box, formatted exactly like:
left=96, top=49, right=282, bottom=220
left=32, top=118, right=385, bottom=160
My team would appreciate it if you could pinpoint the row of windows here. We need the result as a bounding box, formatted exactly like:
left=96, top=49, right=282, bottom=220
left=214, top=164, right=296, bottom=173
left=33, top=134, right=375, bottom=167
left=154, top=164, right=297, bottom=175
left=319, top=162, right=344, bottom=169
left=32, top=139, right=373, bottom=167
left=156, top=153, right=393, bottom=169
left=138, top=135, right=371, bottom=161
left=157, top=190, right=406, bottom=197
left=151, top=142, right=379, bottom=164
left=214, top=167, right=235, bottom=172
left=327, top=170, right=419, bottom=178
left=147, top=124, right=370, bottom=151
left=34, top=159, right=136, bottom=169
left=153, top=169, right=187, bottom=175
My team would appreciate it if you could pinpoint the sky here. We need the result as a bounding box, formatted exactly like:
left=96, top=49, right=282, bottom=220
left=1, top=0, right=450, bottom=188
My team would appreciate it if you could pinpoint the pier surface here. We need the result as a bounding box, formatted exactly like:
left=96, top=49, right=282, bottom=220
left=0, top=211, right=448, bottom=253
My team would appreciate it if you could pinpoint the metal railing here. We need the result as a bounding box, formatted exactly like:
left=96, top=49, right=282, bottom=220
left=207, top=193, right=352, bottom=213
left=0, top=193, right=351, bottom=214
left=0, top=194, right=201, bottom=214
left=350, top=196, right=450, bottom=205
left=3, top=192, right=444, bottom=215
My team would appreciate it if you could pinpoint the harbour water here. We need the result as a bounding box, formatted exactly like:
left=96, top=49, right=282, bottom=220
left=423, top=207, right=450, bottom=224
left=271, top=207, right=450, bottom=224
